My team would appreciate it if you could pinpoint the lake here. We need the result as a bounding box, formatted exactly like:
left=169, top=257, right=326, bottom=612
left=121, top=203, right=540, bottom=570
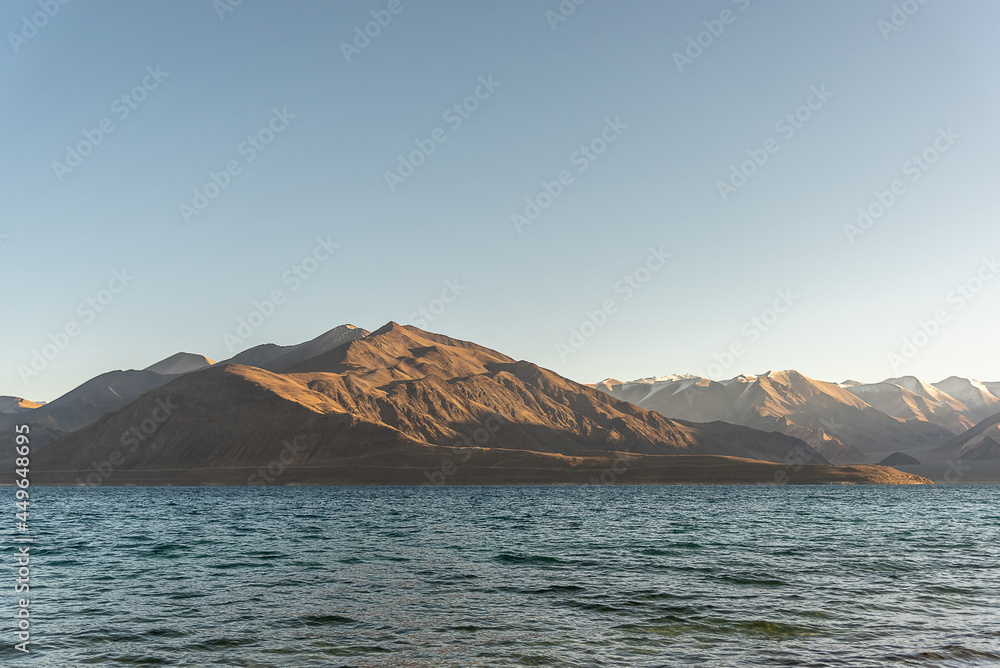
left=7, top=484, right=999, bottom=666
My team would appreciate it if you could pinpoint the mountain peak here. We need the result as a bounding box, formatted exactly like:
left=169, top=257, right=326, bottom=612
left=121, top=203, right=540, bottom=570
left=932, top=376, right=1000, bottom=413
left=371, top=321, right=406, bottom=336
left=0, top=396, right=44, bottom=413
left=222, top=324, right=370, bottom=371
left=759, top=369, right=811, bottom=385
left=144, top=352, right=216, bottom=376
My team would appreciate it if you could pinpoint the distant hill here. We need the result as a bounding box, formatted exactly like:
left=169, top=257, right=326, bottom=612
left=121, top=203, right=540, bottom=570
left=878, top=452, right=921, bottom=467
left=925, top=411, right=1000, bottom=464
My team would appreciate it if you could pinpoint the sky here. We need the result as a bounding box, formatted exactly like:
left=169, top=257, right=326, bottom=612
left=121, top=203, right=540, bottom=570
left=2, top=0, right=999, bottom=402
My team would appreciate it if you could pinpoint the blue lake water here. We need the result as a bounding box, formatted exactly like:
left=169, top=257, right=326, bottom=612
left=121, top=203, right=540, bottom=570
left=4, top=485, right=1000, bottom=666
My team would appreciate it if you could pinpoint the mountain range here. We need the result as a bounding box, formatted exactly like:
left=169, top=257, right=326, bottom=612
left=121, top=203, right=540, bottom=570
left=595, top=370, right=1000, bottom=480
left=11, top=323, right=930, bottom=486
left=0, top=325, right=368, bottom=464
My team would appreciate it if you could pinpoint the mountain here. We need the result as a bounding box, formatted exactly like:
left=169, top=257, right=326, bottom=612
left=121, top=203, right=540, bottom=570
left=588, top=378, right=623, bottom=393
left=884, top=375, right=963, bottom=406
left=0, top=326, right=370, bottom=463
left=0, top=369, right=175, bottom=464
left=0, top=396, right=43, bottom=414
left=958, top=438, right=1000, bottom=462
left=982, top=381, right=1000, bottom=398
left=844, top=380, right=975, bottom=434
left=221, top=324, right=368, bottom=371
left=144, top=352, right=215, bottom=375
left=885, top=411, right=1000, bottom=483
left=597, top=370, right=954, bottom=464
left=924, top=411, right=1000, bottom=463
left=878, top=452, right=921, bottom=467
left=931, top=376, right=1000, bottom=422
left=32, top=323, right=929, bottom=485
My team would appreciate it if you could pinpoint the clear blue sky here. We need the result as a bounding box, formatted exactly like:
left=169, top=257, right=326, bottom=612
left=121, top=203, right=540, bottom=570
left=3, top=0, right=998, bottom=401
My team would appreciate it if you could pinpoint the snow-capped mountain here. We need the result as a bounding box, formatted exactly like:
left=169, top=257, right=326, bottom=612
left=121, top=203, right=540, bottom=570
left=844, top=378, right=976, bottom=434
left=596, top=370, right=955, bottom=464
left=932, top=376, right=1000, bottom=421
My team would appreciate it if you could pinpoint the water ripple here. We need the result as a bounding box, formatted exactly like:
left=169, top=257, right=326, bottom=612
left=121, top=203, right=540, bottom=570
left=5, top=484, right=998, bottom=667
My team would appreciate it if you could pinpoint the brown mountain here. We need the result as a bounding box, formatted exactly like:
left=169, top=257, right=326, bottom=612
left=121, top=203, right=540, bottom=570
left=845, top=380, right=976, bottom=434
left=0, top=369, right=175, bottom=465
left=144, top=352, right=215, bottom=375
left=878, top=452, right=921, bottom=467
left=220, top=324, right=369, bottom=370
left=876, top=411, right=1000, bottom=483
left=597, top=371, right=954, bottom=464
left=958, top=438, right=1000, bottom=462
left=0, top=325, right=369, bottom=468
left=33, top=324, right=930, bottom=486
left=0, top=396, right=43, bottom=413
left=924, top=411, right=1000, bottom=463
